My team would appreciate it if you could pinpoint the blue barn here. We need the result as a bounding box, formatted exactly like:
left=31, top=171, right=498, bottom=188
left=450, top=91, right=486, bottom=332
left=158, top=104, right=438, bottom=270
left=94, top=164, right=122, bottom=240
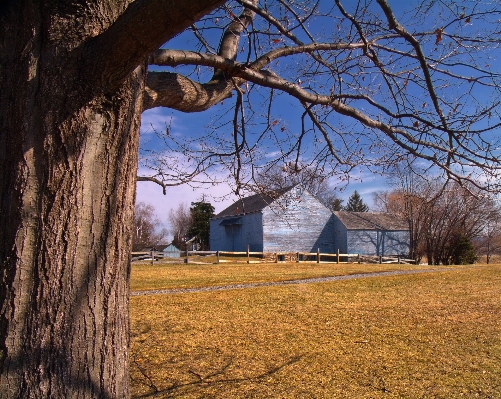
left=210, top=185, right=337, bottom=253
left=210, top=186, right=410, bottom=257
left=332, top=211, right=409, bottom=256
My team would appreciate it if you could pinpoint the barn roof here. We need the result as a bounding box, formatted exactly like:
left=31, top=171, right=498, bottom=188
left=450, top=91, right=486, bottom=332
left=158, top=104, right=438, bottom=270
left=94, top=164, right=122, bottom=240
left=144, top=243, right=180, bottom=252
left=213, top=186, right=294, bottom=219
left=334, top=211, right=408, bottom=231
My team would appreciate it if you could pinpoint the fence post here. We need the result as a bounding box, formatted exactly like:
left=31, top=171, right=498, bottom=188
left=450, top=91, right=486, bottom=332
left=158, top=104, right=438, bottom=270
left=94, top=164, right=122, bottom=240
left=317, top=248, right=320, bottom=263
left=296, top=252, right=300, bottom=263
left=358, top=254, right=361, bottom=264
left=275, top=252, right=278, bottom=263
left=398, top=255, right=401, bottom=264
left=217, top=251, right=220, bottom=264
left=185, top=248, right=189, bottom=264
left=337, top=248, right=340, bottom=264
left=379, top=255, right=382, bottom=264
left=151, top=250, right=154, bottom=266
left=247, top=245, right=250, bottom=264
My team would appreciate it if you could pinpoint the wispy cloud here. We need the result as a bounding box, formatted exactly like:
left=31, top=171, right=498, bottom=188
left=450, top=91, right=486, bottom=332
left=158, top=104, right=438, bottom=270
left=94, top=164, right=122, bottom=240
left=140, top=108, right=177, bottom=136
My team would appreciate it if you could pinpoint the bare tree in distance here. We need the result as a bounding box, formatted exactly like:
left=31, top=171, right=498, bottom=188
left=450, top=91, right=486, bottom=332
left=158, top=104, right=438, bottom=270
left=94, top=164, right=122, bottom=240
left=374, top=169, right=500, bottom=264
left=474, top=211, right=501, bottom=264
left=425, top=183, right=498, bottom=265
left=2, top=1, right=501, bottom=397
left=133, top=202, right=168, bottom=251
left=168, top=203, right=192, bottom=251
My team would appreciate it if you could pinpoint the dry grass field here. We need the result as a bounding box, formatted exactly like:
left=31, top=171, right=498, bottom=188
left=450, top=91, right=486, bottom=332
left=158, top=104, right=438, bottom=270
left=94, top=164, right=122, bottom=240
left=130, top=263, right=501, bottom=398
left=130, top=261, right=434, bottom=292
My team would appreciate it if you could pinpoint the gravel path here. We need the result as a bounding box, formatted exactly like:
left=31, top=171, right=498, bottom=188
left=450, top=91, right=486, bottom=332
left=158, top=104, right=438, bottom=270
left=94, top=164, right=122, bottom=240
left=130, top=268, right=448, bottom=297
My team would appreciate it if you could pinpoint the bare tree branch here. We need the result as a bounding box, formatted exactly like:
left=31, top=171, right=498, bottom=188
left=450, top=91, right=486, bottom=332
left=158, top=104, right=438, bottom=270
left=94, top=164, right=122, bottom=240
left=139, top=0, right=501, bottom=194
left=136, top=176, right=167, bottom=195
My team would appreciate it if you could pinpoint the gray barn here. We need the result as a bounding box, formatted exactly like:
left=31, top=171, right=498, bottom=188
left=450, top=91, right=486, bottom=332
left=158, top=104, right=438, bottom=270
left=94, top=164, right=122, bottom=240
left=210, top=185, right=337, bottom=253
left=332, top=211, right=409, bottom=256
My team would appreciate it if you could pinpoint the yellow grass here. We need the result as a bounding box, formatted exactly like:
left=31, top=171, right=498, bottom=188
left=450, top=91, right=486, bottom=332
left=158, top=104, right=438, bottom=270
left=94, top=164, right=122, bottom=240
left=130, top=264, right=501, bottom=398
left=130, top=261, right=434, bottom=291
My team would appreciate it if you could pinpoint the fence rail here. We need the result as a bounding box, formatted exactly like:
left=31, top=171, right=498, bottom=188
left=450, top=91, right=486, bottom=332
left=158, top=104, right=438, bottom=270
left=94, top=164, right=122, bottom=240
left=132, top=249, right=415, bottom=265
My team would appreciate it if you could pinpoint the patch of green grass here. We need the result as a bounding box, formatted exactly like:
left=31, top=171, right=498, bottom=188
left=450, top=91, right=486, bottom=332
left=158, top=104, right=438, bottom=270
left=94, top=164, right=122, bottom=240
left=130, top=265, right=501, bottom=398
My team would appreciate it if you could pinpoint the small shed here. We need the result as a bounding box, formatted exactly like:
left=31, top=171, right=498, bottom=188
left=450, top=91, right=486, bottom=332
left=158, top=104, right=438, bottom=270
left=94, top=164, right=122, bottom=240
left=210, top=185, right=337, bottom=253
left=332, top=211, right=409, bottom=256
left=155, top=243, right=181, bottom=258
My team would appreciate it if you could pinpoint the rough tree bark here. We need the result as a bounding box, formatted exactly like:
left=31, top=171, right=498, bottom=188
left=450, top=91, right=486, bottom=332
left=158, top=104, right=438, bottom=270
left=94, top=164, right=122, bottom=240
left=0, top=1, right=224, bottom=398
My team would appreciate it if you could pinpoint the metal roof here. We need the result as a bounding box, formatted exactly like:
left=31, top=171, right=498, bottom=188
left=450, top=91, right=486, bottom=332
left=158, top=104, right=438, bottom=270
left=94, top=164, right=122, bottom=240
left=213, top=186, right=294, bottom=219
left=334, top=211, right=408, bottom=231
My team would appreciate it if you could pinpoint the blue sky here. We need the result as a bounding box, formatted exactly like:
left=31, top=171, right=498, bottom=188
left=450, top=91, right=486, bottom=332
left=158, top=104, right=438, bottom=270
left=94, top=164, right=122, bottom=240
left=136, top=0, right=501, bottom=237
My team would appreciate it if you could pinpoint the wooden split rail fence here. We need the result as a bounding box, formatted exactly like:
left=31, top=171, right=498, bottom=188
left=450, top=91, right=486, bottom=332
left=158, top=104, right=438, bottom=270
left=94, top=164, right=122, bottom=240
left=132, top=248, right=415, bottom=265
left=214, top=248, right=360, bottom=264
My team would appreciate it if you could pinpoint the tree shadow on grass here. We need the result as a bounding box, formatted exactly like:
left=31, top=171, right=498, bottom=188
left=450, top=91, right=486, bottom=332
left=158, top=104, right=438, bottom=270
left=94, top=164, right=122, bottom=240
left=131, top=353, right=304, bottom=398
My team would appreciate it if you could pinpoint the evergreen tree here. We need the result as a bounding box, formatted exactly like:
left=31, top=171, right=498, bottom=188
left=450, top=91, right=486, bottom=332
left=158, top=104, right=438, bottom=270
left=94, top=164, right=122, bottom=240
left=343, top=191, right=369, bottom=212
left=187, top=201, right=215, bottom=250
left=331, top=198, right=344, bottom=211
left=447, top=233, right=477, bottom=265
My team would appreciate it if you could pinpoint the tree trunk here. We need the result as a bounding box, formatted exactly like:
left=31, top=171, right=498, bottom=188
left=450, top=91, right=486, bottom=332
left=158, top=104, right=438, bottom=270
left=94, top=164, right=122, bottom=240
left=1, top=0, right=226, bottom=397
left=0, top=2, right=142, bottom=397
